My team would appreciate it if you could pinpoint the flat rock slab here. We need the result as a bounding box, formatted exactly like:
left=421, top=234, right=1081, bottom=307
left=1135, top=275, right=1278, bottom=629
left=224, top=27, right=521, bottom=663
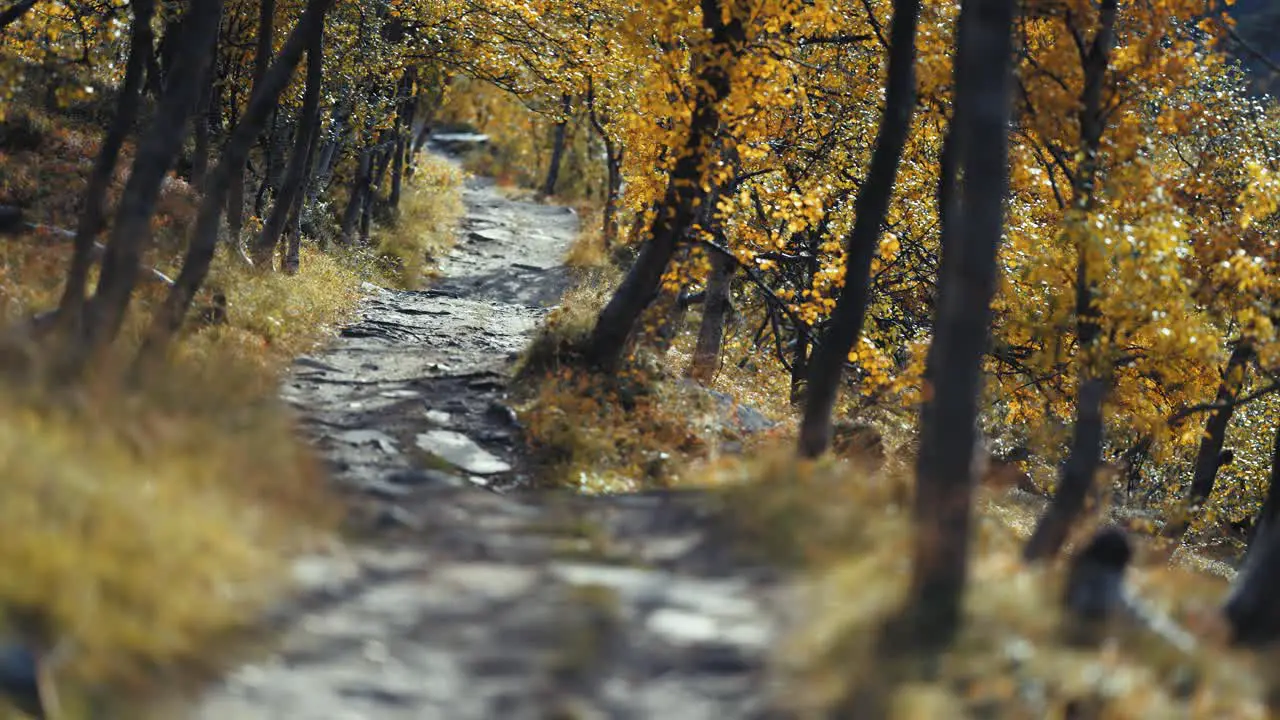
left=415, top=429, right=512, bottom=475
left=183, top=152, right=788, bottom=719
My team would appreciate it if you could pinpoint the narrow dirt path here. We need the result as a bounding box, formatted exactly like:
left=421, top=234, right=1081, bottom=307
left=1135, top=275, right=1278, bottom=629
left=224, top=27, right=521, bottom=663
left=187, top=157, right=785, bottom=719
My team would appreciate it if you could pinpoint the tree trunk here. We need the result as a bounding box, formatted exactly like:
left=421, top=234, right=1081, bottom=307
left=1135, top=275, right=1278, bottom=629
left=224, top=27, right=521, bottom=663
left=687, top=243, right=735, bottom=383
left=155, top=10, right=183, bottom=91
left=142, top=9, right=176, bottom=97
left=542, top=93, right=572, bottom=197
left=1225, top=421, right=1280, bottom=646
left=134, top=0, right=334, bottom=368
left=370, top=135, right=394, bottom=194
left=790, top=230, right=822, bottom=406
left=585, top=78, right=621, bottom=248
left=388, top=70, right=415, bottom=212
left=795, top=0, right=922, bottom=458
left=55, top=0, right=155, bottom=334
left=639, top=286, right=688, bottom=355
left=340, top=147, right=373, bottom=244
left=226, top=0, right=276, bottom=254
left=282, top=112, right=320, bottom=274
left=400, top=81, right=421, bottom=181
left=359, top=151, right=380, bottom=244
left=584, top=0, right=745, bottom=371
left=251, top=21, right=323, bottom=268
left=74, top=0, right=224, bottom=365
left=1242, top=422, right=1280, bottom=564
left=601, top=141, right=622, bottom=249
left=389, top=131, right=406, bottom=212
left=0, top=0, right=39, bottom=32
left=1162, top=342, right=1252, bottom=539
left=1122, top=435, right=1152, bottom=497
left=1024, top=0, right=1121, bottom=562
left=899, top=0, right=1014, bottom=650
left=190, top=54, right=217, bottom=191
left=253, top=114, right=285, bottom=217
left=310, top=88, right=354, bottom=200
left=790, top=326, right=809, bottom=406
left=225, top=165, right=247, bottom=248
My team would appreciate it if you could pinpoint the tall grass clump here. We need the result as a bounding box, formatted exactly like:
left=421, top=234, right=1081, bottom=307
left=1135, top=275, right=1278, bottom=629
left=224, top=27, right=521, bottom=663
left=370, top=155, right=466, bottom=289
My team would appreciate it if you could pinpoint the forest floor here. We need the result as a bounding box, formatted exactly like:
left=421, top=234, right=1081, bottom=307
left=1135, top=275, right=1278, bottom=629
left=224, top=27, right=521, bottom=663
left=182, top=155, right=790, bottom=719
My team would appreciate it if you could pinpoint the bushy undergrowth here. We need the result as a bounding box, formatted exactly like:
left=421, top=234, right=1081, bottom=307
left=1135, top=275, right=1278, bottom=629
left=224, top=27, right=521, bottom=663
left=521, top=214, right=1273, bottom=713
left=561, top=207, right=609, bottom=270
left=520, top=363, right=737, bottom=492
left=0, top=362, right=337, bottom=690
left=514, top=263, right=617, bottom=379
left=701, top=449, right=1269, bottom=719
left=0, top=104, right=397, bottom=714
left=515, top=254, right=795, bottom=490
left=0, top=243, right=360, bottom=708
left=370, top=155, right=465, bottom=289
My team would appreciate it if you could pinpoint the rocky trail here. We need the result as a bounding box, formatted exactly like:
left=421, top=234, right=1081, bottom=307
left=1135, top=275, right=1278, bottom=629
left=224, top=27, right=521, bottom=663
left=186, top=153, right=788, bottom=719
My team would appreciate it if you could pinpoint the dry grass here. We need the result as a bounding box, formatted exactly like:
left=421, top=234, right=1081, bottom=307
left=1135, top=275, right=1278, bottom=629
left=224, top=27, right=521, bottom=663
left=0, top=104, right=379, bottom=716
left=562, top=207, right=609, bottom=270
left=514, top=264, right=794, bottom=491
left=0, top=359, right=337, bottom=688
left=513, top=265, right=619, bottom=380
left=701, top=446, right=1271, bottom=719
left=0, top=240, right=362, bottom=710
left=518, top=362, right=747, bottom=492
left=370, top=155, right=466, bottom=289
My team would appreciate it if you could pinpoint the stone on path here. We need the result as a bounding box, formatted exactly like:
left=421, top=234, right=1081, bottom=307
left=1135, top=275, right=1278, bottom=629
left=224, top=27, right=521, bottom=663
left=415, top=429, right=512, bottom=475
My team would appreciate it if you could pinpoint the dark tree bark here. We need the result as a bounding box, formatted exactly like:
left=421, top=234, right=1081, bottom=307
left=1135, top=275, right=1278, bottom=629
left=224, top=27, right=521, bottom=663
left=795, top=0, right=921, bottom=458
left=1241, top=422, right=1280, bottom=563
left=370, top=134, right=394, bottom=193
left=399, top=79, right=420, bottom=181
left=340, top=147, right=373, bottom=244
left=156, top=9, right=183, bottom=85
left=253, top=114, right=288, bottom=216
left=142, top=11, right=167, bottom=97
left=281, top=174, right=311, bottom=272
left=1024, top=0, right=1121, bottom=562
left=359, top=148, right=382, bottom=245
left=898, top=0, right=1014, bottom=649
left=639, top=286, right=689, bottom=355
left=307, top=87, right=354, bottom=208
left=1122, top=435, right=1153, bottom=497
left=386, top=130, right=407, bottom=211
left=601, top=142, right=622, bottom=248
left=251, top=20, right=323, bottom=268
left=541, top=93, right=572, bottom=197
left=226, top=0, right=276, bottom=254
left=54, top=0, right=156, bottom=334
left=0, top=0, right=39, bottom=33
left=74, top=0, right=224, bottom=365
left=586, top=79, right=623, bottom=249
left=1162, top=343, right=1251, bottom=540
left=282, top=114, right=320, bottom=274
left=388, top=131, right=407, bottom=212
left=1061, top=527, right=1133, bottom=647
left=790, top=325, right=810, bottom=405
left=584, top=0, right=745, bottom=371
left=134, top=0, right=335, bottom=368
left=190, top=54, right=218, bottom=191
left=1225, top=422, right=1280, bottom=646
left=1188, top=345, right=1250, bottom=501
left=388, top=70, right=415, bottom=212
left=687, top=237, right=736, bottom=383
left=789, top=230, right=822, bottom=406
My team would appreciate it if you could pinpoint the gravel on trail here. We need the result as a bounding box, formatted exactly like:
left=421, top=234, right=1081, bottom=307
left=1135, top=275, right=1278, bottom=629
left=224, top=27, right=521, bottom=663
left=184, top=158, right=791, bottom=720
